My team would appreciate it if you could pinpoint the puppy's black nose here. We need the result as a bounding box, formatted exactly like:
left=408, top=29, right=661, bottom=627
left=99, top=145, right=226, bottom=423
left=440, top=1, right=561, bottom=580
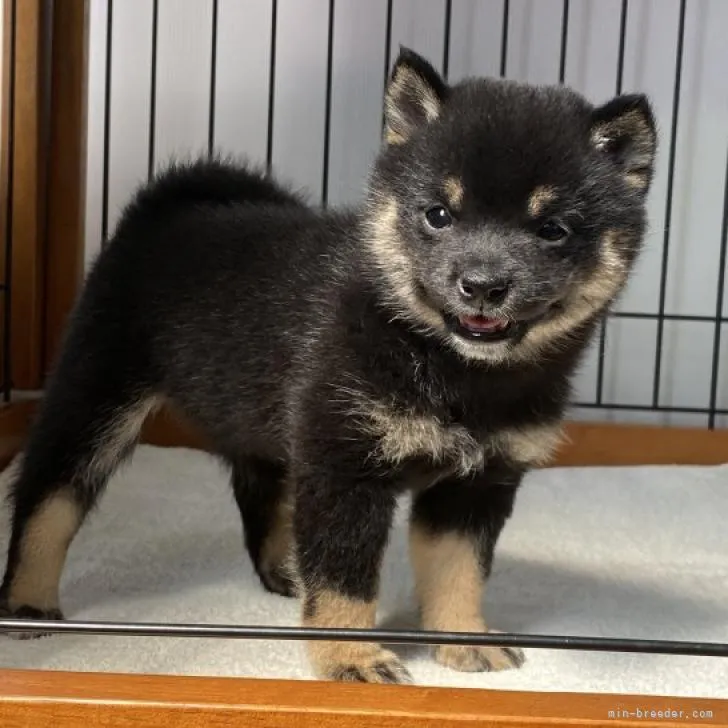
left=457, top=275, right=510, bottom=305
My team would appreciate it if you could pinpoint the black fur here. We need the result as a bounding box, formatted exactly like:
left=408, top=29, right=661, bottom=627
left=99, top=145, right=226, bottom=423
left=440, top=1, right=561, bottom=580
left=1, top=48, right=657, bottom=682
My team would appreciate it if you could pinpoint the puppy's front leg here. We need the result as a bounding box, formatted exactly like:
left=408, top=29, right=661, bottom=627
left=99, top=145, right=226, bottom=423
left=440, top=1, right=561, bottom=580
left=410, top=463, right=525, bottom=673
left=293, top=452, right=409, bottom=683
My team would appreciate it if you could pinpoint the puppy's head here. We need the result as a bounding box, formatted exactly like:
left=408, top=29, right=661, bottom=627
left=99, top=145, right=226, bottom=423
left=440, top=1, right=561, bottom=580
left=364, top=48, right=657, bottom=364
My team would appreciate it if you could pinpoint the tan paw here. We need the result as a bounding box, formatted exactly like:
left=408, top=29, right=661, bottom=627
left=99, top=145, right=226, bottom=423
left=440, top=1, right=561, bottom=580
left=435, top=643, right=525, bottom=672
left=0, top=603, right=64, bottom=640
left=313, top=644, right=413, bottom=684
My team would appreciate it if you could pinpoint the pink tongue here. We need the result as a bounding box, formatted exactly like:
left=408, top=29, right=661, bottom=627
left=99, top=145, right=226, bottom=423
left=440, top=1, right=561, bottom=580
left=459, top=315, right=507, bottom=333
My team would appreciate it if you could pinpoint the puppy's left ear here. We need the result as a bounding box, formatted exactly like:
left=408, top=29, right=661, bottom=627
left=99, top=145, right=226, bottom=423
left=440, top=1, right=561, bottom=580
left=590, top=94, right=657, bottom=193
left=384, top=47, right=448, bottom=146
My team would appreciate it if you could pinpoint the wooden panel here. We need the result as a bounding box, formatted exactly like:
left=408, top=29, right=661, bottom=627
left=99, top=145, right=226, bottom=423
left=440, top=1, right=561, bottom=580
left=0, top=669, right=725, bottom=728
left=554, top=420, right=728, bottom=466
left=0, top=399, right=35, bottom=469
left=0, top=0, right=13, bottom=386
left=44, top=0, right=89, bottom=372
left=9, top=0, right=46, bottom=389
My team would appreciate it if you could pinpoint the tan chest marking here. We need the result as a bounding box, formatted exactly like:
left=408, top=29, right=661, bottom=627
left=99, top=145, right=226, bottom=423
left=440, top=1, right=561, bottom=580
left=490, top=423, right=566, bottom=467
left=357, top=398, right=564, bottom=474
left=362, top=401, right=483, bottom=476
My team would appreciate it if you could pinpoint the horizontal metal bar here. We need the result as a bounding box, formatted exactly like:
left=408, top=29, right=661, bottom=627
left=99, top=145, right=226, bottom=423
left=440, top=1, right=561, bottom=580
left=610, top=311, right=724, bottom=323
left=1, top=618, right=727, bottom=657
left=573, top=401, right=728, bottom=416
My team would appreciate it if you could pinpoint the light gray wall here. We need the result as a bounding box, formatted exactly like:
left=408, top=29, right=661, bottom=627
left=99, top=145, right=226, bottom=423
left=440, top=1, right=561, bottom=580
left=83, top=0, right=728, bottom=427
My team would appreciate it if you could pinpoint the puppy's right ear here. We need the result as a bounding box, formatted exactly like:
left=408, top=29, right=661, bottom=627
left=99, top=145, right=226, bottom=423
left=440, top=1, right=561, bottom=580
left=384, top=47, right=448, bottom=146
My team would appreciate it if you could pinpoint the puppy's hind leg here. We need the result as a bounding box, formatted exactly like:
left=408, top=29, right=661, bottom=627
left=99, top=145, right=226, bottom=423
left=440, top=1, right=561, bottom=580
left=231, top=458, right=297, bottom=597
left=0, top=378, right=159, bottom=636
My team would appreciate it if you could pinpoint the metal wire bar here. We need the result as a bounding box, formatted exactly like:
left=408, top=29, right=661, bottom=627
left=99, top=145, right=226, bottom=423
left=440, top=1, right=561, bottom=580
left=100, top=0, right=113, bottom=245
left=557, top=0, right=569, bottom=84
left=573, top=400, right=728, bottom=416
left=380, top=0, right=394, bottom=138
left=147, top=0, right=159, bottom=180
left=499, top=0, right=509, bottom=77
left=321, top=0, right=335, bottom=207
left=610, top=311, right=722, bottom=323
left=265, top=0, right=278, bottom=174
left=207, top=0, right=219, bottom=156
left=594, top=0, right=629, bottom=407
left=442, top=0, right=452, bottom=80
left=706, top=150, right=728, bottom=428
left=383, top=0, right=393, bottom=85
left=651, top=0, right=687, bottom=408
left=1, top=618, right=727, bottom=657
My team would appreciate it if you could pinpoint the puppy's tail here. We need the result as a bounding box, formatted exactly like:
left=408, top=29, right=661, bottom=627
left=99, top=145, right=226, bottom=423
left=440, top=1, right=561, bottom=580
left=136, top=156, right=305, bottom=211
left=112, top=156, right=305, bottom=242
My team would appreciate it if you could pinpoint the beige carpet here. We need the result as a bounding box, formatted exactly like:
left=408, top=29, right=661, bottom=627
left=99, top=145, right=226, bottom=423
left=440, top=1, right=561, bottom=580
left=1, top=445, right=727, bottom=698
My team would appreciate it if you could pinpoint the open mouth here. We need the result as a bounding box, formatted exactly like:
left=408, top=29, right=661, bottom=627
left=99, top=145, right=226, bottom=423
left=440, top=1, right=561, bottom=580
left=445, top=313, right=520, bottom=343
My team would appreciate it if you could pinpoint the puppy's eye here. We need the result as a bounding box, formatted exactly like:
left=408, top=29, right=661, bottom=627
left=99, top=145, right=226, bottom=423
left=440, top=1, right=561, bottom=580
left=538, top=219, right=569, bottom=242
left=425, top=205, right=453, bottom=230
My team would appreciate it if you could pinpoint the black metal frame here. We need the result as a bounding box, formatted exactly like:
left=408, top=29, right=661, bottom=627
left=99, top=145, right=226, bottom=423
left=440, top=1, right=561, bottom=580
left=91, top=0, right=728, bottom=429
left=1, top=617, right=727, bottom=659
left=1, top=0, right=726, bottom=671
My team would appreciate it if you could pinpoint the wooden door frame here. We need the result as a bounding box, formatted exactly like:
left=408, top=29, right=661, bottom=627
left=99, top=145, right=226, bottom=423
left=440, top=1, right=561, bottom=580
left=0, top=0, right=88, bottom=396
left=1, top=0, right=46, bottom=391
left=43, top=0, right=88, bottom=374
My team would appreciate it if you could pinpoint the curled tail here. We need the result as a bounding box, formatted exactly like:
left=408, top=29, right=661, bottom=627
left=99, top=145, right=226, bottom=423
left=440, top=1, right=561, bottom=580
left=113, top=157, right=306, bottom=239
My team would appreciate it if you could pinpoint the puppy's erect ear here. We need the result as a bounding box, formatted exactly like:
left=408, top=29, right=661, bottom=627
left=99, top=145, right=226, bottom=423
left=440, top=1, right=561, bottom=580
left=590, top=94, right=658, bottom=193
left=384, top=47, right=448, bottom=146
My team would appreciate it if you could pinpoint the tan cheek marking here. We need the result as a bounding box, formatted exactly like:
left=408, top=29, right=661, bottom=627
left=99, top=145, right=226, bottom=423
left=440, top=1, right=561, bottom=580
left=365, top=197, right=446, bottom=334
left=409, top=526, right=486, bottom=633
left=527, top=185, right=557, bottom=218
left=8, top=489, right=82, bottom=611
left=443, top=176, right=464, bottom=210
left=518, top=228, right=629, bottom=357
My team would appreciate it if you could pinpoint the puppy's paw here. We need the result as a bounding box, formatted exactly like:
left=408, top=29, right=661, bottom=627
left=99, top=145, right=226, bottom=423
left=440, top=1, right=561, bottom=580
left=314, top=644, right=413, bottom=684
left=435, top=643, right=525, bottom=673
left=0, top=602, right=65, bottom=640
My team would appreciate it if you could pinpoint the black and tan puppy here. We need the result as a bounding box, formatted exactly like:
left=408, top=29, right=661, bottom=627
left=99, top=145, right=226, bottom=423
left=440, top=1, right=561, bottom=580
left=0, top=48, right=656, bottom=683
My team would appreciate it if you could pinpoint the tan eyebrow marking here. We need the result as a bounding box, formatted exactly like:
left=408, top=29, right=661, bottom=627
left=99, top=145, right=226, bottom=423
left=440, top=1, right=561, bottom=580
left=528, top=185, right=558, bottom=217
left=443, top=176, right=464, bottom=210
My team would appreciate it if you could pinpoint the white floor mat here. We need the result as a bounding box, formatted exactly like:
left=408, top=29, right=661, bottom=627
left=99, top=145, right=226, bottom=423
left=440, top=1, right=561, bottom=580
left=1, top=445, right=726, bottom=698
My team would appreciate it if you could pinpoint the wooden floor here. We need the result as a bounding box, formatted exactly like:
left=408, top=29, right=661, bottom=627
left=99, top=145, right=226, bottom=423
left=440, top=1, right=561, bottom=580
left=1, top=669, right=726, bottom=728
